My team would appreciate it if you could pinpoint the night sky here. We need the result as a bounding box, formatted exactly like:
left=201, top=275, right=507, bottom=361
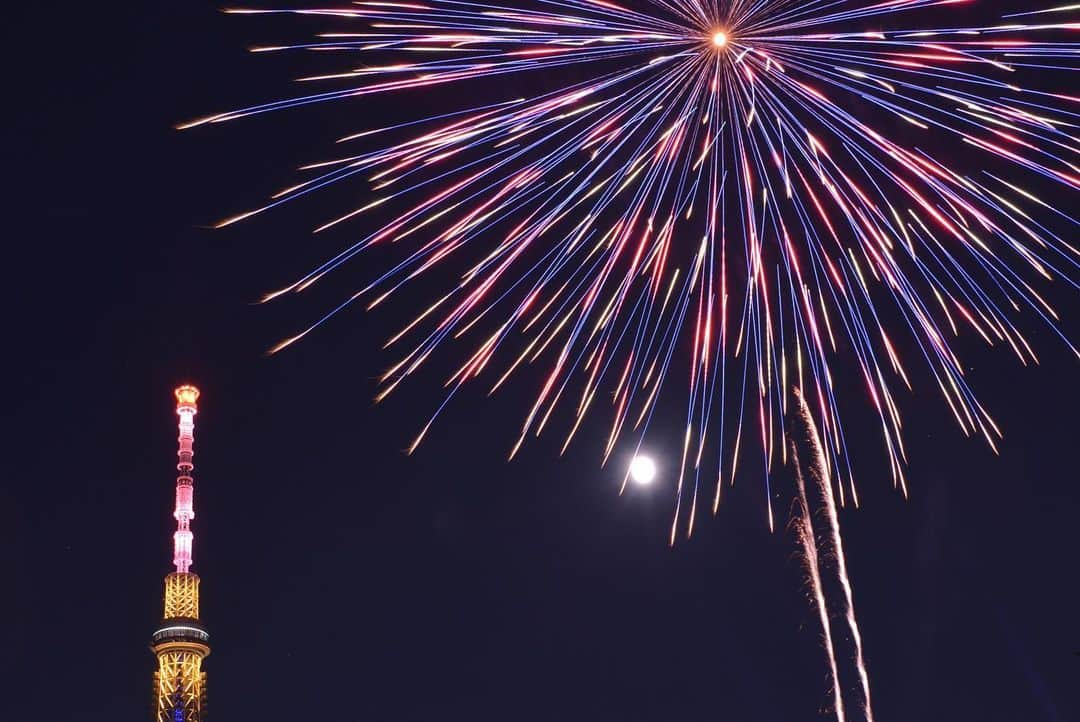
left=5, top=3, right=1078, bottom=720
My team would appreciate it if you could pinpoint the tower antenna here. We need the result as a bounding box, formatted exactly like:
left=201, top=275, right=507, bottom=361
left=173, top=384, right=199, bottom=573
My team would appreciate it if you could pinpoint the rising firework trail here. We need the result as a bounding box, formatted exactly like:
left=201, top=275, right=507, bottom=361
left=189, top=1, right=1079, bottom=538
left=792, top=438, right=847, bottom=721
left=791, top=386, right=873, bottom=722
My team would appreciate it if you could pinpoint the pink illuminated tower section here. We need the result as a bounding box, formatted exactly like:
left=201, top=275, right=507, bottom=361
left=172, top=385, right=199, bottom=574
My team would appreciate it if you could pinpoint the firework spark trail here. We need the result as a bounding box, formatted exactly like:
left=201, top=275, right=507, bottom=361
left=791, top=387, right=873, bottom=721
left=792, top=434, right=847, bottom=722
left=191, top=1, right=1079, bottom=535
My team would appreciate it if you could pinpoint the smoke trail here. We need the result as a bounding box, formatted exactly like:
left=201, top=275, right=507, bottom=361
left=792, top=438, right=847, bottom=722
left=791, top=387, right=875, bottom=722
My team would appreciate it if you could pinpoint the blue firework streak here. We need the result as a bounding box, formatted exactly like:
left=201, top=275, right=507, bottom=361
left=187, top=0, right=1079, bottom=541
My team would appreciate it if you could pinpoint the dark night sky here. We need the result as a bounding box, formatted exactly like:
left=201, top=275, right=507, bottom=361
left=3, top=2, right=1078, bottom=720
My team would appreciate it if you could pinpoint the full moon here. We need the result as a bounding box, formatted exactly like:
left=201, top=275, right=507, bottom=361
left=629, top=455, right=657, bottom=485
left=712, top=31, right=728, bottom=48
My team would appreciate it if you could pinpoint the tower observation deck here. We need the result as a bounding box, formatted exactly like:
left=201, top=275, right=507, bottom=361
left=150, top=385, right=210, bottom=722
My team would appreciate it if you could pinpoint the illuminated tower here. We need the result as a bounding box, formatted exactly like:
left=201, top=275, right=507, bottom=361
left=150, top=385, right=210, bottom=722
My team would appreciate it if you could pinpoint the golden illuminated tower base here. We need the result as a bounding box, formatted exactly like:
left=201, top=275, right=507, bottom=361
left=151, top=572, right=209, bottom=722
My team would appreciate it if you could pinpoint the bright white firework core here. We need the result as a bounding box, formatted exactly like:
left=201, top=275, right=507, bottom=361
left=712, top=31, right=728, bottom=48
left=629, top=455, right=657, bottom=485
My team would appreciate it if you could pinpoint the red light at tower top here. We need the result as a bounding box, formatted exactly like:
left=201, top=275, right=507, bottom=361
left=175, top=385, right=200, bottom=408
left=172, top=385, right=200, bottom=574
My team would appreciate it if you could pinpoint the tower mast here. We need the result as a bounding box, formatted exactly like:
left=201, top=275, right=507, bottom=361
left=173, top=384, right=197, bottom=574
left=151, top=385, right=211, bottom=722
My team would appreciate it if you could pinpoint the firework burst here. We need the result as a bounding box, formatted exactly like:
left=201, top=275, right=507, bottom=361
left=188, top=0, right=1079, bottom=540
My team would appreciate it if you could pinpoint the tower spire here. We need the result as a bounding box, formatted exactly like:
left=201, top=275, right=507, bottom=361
left=172, top=385, right=199, bottom=574
left=151, top=385, right=210, bottom=722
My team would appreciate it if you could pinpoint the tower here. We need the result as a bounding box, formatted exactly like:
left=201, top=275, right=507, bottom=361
left=150, top=385, right=210, bottom=722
